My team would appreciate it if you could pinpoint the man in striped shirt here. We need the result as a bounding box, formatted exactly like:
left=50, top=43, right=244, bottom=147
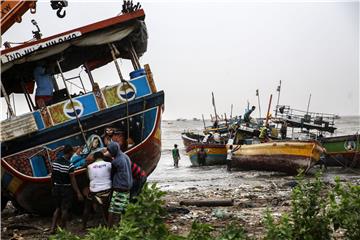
left=130, top=161, right=147, bottom=202
left=50, top=145, right=83, bottom=234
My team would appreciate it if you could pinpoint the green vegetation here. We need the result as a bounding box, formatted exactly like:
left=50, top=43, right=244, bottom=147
left=264, top=173, right=360, bottom=240
left=51, top=176, right=360, bottom=240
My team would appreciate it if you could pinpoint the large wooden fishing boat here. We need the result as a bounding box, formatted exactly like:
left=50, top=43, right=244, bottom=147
left=321, top=134, right=360, bottom=168
left=230, top=141, right=324, bottom=175
left=1, top=9, right=164, bottom=215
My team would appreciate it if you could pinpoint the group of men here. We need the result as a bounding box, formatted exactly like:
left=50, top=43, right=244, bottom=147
left=50, top=141, right=147, bottom=233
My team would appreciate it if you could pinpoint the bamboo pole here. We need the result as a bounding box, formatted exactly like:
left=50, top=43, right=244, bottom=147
left=275, top=80, right=282, bottom=118
left=56, top=60, right=88, bottom=149
left=306, top=93, right=312, bottom=114
left=1, top=81, right=15, bottom=118
left=256, top=89, right=261, bottom=119
left=212, top=92, right=218, bottom=121
left=202, top=114, right=206, bottom=129
left=265, top=94, right=273, bottom=126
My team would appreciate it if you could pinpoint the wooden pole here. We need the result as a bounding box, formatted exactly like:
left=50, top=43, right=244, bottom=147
left=202, top=114, right=206, bottom=129
left=265, top=94, right=273, bottom=126
left=275, top=80, right=282, bottom=118
left=1, top=81, right=15, bottom=117
left=56, top=60, right=88, bottom=149
left=180, top=199, right=234, bottom=207
left=211, top=92, right=218, bottom=121
left=256, top=89, right=261, bottom=119
left=230, top=104, right=233, bottom=119
left=306, top=93, right=312, bottom=114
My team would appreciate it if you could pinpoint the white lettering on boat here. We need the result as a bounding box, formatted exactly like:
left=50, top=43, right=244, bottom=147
left=1, top=31, right=82, bottom=64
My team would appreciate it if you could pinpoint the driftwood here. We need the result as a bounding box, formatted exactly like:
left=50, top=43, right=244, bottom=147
left=179, top=199, right=234, bottom=207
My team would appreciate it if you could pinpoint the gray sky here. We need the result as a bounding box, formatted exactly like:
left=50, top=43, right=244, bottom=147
left=1, top=0, right=359, bottom=120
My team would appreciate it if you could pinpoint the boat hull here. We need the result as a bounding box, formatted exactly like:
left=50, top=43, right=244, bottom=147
left=321, top=134, right=360, bottom=167
left=181, top=132, right=204, bottom=148
left=1, top=102, right=163, bottom=215
left=186, top=144, right=227, bottom=166
left=231, top=141, right=323, bottom=175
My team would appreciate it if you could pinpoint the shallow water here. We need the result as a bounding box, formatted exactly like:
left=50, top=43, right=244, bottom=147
left=149, top=116, right=360, bottom=191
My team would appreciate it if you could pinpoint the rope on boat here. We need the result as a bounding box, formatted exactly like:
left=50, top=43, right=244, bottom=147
left=56, top=60, right=89, bottom=151
left=109, top=43, right=131, bottom=142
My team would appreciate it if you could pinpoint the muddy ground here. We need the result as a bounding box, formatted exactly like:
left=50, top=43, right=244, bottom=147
left=2, top=167, right=360, bottom=239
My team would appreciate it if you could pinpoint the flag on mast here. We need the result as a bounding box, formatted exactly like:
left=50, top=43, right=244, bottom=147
left=256, top=89, right=259, bottom=96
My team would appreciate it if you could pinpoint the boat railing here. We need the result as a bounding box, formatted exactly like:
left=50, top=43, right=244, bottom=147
left=0, top=69, right=153, bottom=142
left=275, top=105, right=336, bottom=127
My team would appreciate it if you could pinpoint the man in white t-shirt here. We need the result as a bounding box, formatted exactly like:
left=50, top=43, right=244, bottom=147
left=82, top=151, right=112, bottom=229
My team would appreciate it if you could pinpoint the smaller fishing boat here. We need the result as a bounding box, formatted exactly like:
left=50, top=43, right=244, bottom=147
left=321, top=134, right=360, bottom=168
left=186, top=143, right=227, bottom=166
left=181, top=131, right=204, bottom=148
left=230, top=141, right=324, bottom=175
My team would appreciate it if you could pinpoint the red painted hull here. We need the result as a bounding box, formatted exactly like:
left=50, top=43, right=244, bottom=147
left=1, top=107, right=162, bottom=215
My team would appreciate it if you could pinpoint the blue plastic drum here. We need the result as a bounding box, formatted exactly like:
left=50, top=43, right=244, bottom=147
left=130, top=68, right=146, bottom=79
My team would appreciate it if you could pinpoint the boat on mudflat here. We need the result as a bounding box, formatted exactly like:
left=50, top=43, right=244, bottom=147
left=181, top=131, right=204, bottom=148
left=321, top=134, right=360, bottom=168
left=1, top=9, right=164, bottom=215
left=230, top=141, right=324, bottom=175
left=186, top=143, right=227, bottom=166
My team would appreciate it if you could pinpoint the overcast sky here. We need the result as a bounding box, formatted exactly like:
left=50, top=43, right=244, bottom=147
left=1, top=0, right=359, bottom=120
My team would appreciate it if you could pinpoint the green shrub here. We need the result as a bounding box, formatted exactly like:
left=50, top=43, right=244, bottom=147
left=118, top=183, right=169, bottom=240
left=51, top=175, right=360, bottom=240
left=264, top=172, right=332, bottom=240
left=187, top=221, right=213, bottom=240
left=329, top=177, right=360, bottom=240
left=49, top=228, right=80, bottom=240
left=216, top=222, right=251, bottom=240
left=263, top=211, right=292, bottom=240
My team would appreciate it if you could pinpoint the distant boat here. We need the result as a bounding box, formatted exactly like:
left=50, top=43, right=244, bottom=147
left=231, top=141, right=324, bottom=175
left=192, top=118, right=200, bottom=121
left=176, top=118, right=187, bottom=121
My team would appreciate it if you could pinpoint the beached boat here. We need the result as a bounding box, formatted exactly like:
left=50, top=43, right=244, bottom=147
left=1, top=9, right=164, bottom=215
left=230, top=141, right=324, bottom=175
left=321, top=134, right=360, bottom=168
left=186, top=143, right=227, bottom=166
left=181, top=131, right=204, bottom=148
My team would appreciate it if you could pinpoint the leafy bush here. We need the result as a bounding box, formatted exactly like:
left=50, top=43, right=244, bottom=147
left=52, top=175, right=360, bottom=240
left=329, top=177, right=360, bottom=240
left=216, top=222, right=251, bottom=240
left=264, top=173, right=332, bottom=240
left=187, top=221, right=213, bottom=240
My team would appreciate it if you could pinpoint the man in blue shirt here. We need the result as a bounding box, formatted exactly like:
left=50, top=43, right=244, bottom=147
left=104, top=142, right=133, bottom=227
left=33, top=62, right=54, bottom=108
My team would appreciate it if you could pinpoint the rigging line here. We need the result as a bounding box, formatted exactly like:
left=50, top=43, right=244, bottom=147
left=56, top=60, right=89, bottom=151
left=109, top=43, right=130, bottom=142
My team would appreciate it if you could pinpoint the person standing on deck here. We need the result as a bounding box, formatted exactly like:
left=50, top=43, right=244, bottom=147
left=197, top=147, right=207, bottom=166
left=227, top=145, right=233, bottom=172
left=82, top=151, right=112, bottom=229
left=244, top=106, right=256, bottom=125
left=50, top=145, right=83, bottom=234
left=33, top=62, right=55, bottom=108
left=172, top=144, right=181, bottom=168
left=104, top=142, right=133, bottom=227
